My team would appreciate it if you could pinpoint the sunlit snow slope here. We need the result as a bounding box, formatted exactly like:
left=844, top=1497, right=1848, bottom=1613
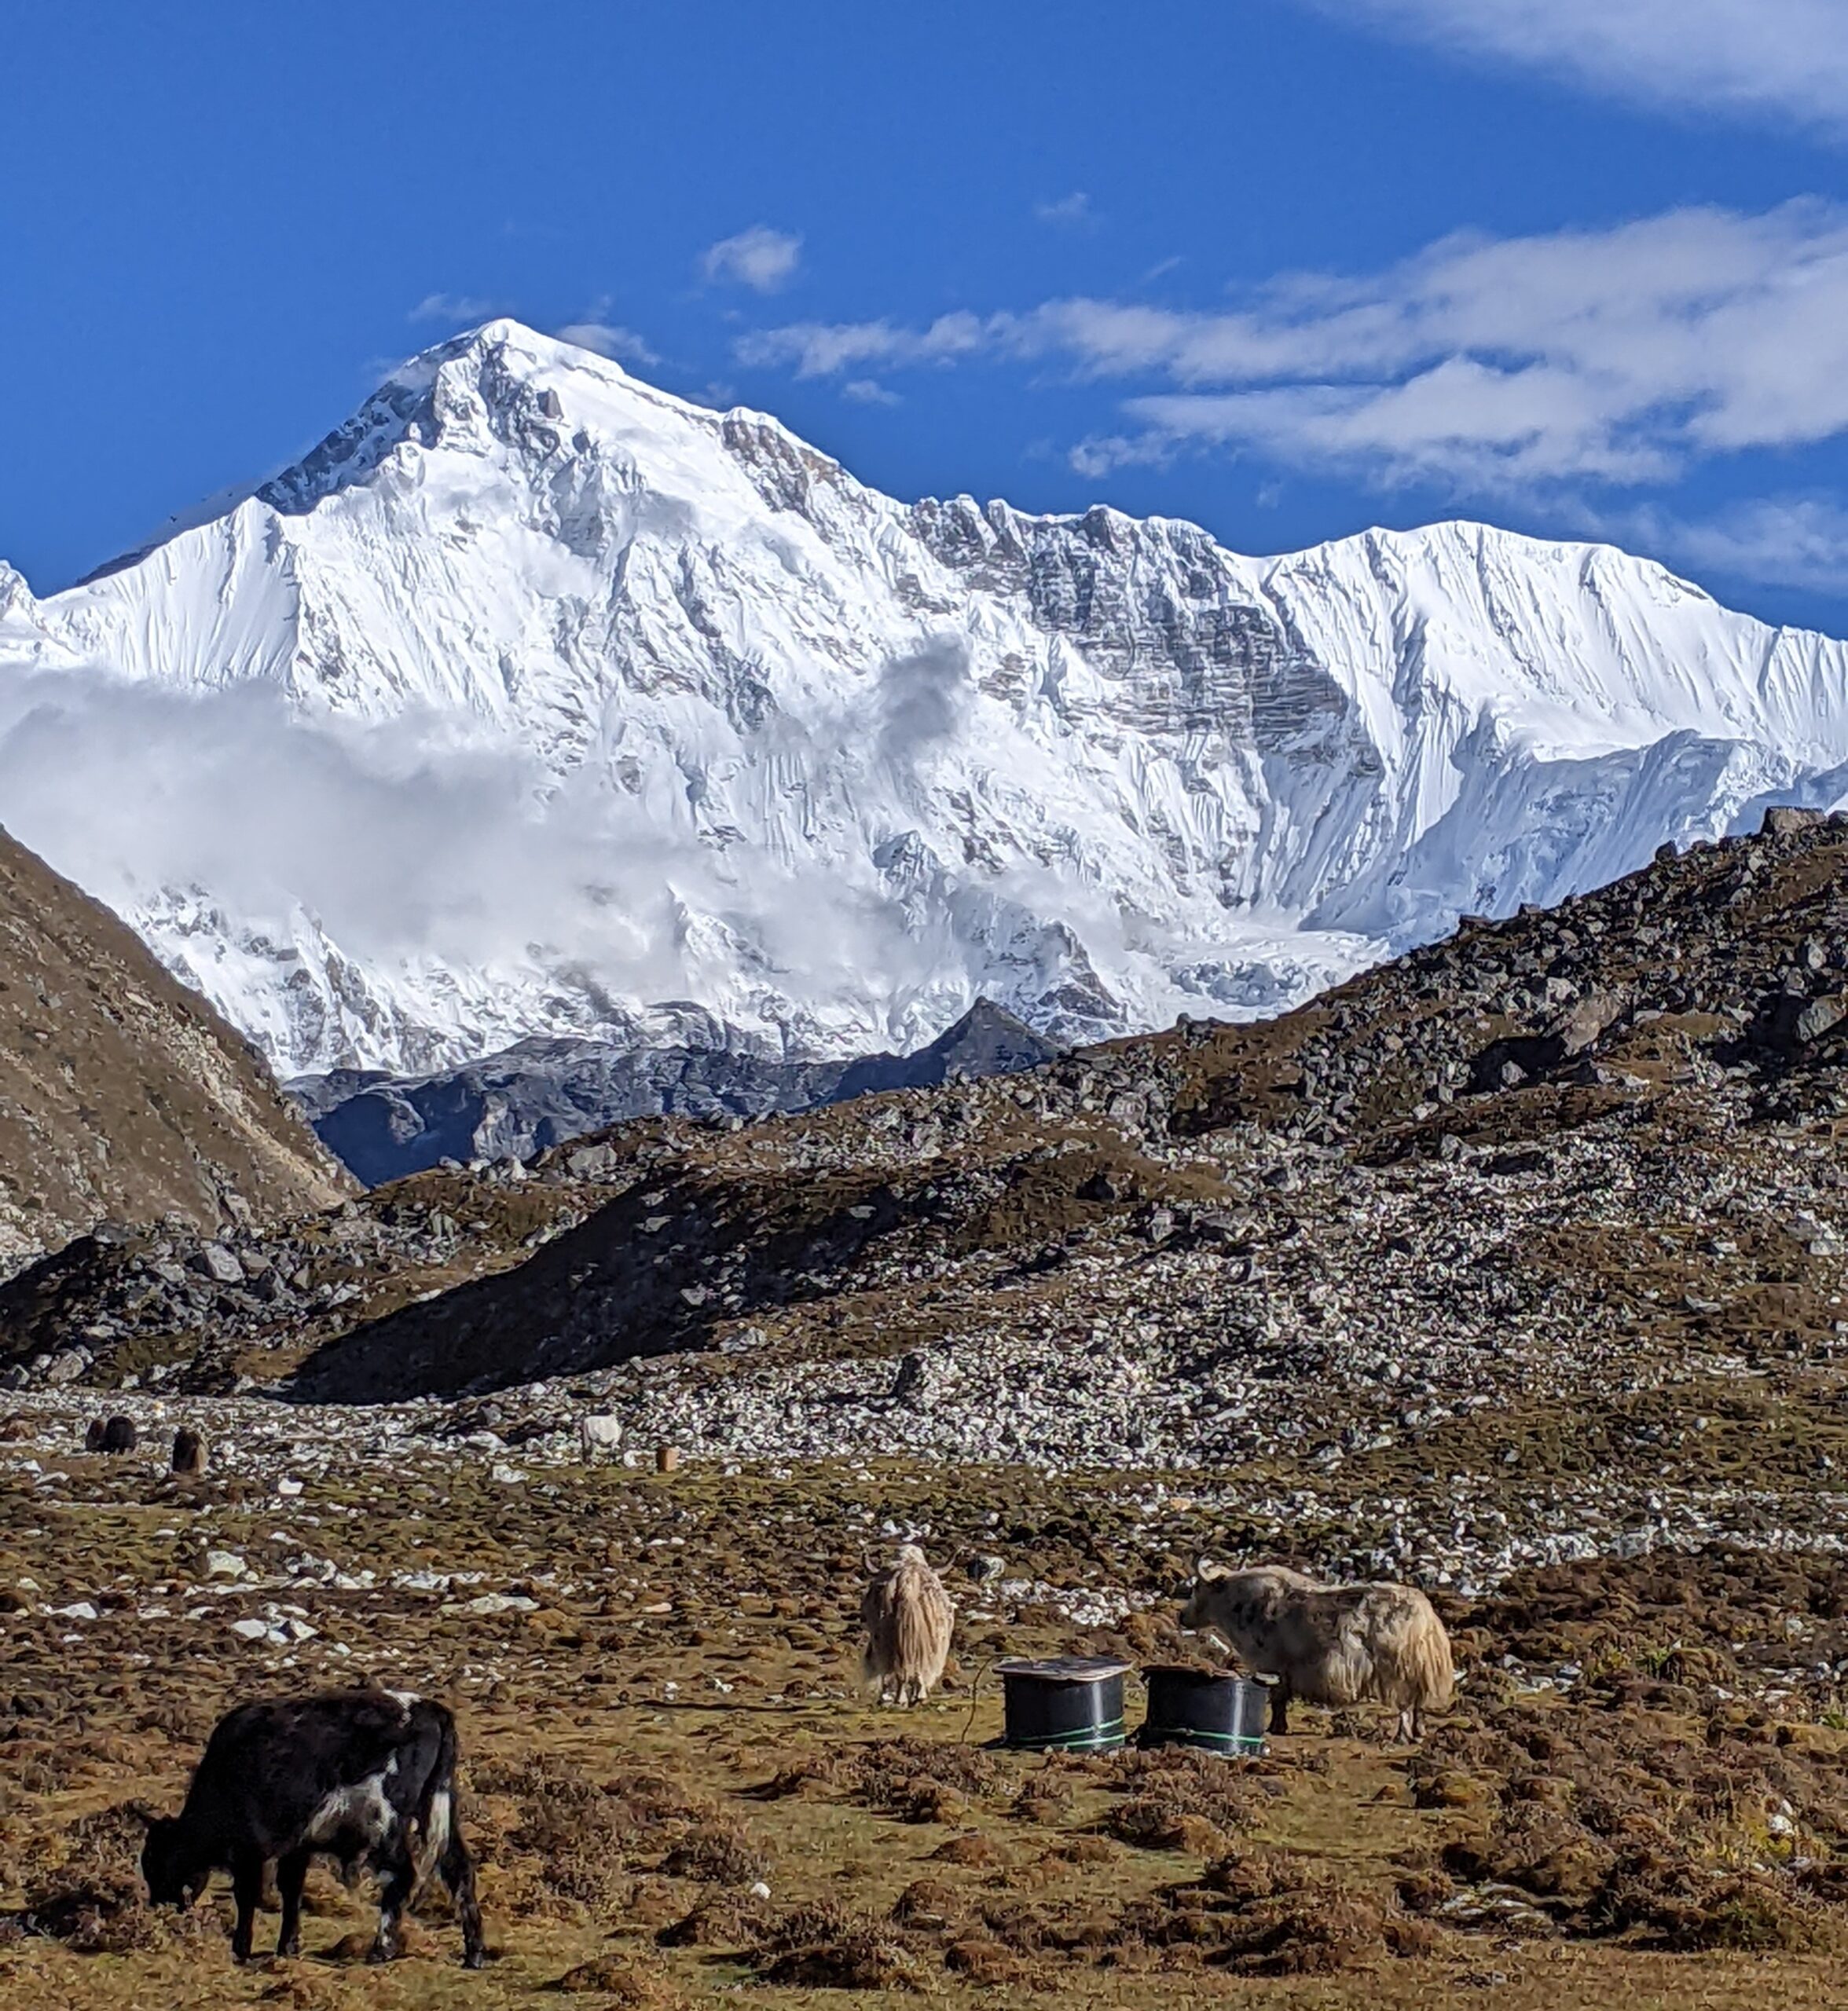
left=2, top=319, right=1846, bottom=1075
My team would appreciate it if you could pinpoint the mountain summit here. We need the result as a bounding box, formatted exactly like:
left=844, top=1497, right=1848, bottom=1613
left=3, top=319, right=1848, bottom=1076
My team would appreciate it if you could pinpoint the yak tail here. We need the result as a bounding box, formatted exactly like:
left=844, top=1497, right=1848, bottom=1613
left=1403, top=1610, right=1456, bottom=1711
left=408, top=1709, right=460, bottom=1899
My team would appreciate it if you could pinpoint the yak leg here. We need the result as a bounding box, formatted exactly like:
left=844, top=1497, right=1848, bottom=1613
left=1267, top=1679, right=1291, bottom=1738
left=276, top=1846, right=311, bottom=1958
left=229, top=1848, right=265, bottom=1963
left=369, top=1843, right=416, bottom=1965
left=438, top=1826, right=486, bottom=1969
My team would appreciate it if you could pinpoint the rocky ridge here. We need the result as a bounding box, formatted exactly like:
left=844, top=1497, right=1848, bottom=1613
left=0, top=825, right=350, bottom=1272
left=2, top=808, right=1846, bottom=1609
left=289, top=999, right=1059, bottom=1186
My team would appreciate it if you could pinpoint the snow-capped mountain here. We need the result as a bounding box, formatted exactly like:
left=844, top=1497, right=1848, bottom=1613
left=2, top=317, right=1847, bottom=1076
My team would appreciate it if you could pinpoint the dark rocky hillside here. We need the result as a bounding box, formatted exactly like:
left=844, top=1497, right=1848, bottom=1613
left=13, top=798, right=1848, bottom=1570
left=289, top=999, right=1059, bottom=1185
left=0, top=826, right=350, bottom=1275
left=277, top=801, right=1848, bottom=1481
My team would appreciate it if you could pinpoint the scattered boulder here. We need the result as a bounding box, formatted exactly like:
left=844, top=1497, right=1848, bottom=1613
left=1762, top=804, right=1825, bottom=837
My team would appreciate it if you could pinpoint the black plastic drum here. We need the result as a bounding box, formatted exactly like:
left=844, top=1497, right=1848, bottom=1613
left=996, top=1656, right=1130, bottom=1752
left=1138, top=1664, right=1269, bottom=1756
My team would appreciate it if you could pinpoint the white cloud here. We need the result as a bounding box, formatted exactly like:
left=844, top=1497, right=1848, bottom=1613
left=1622, top=496, right=1848, bottom=596
left=1309, top=1, right=1848, bottom=133
left=1034, top=192, right=1093, bottom=225
left=737, top=310, right=994, bottom=378
left=409, top=292, right=498, bottom=324
left=701, top=225, right=803, bottom=293
left=554, top=318, right=661, bottom=367
left=0, top=661, right=979, bottom=1033
left=1107, top=361, right=1674, bottom=488
left=743, top=203, right=1848, bottom=492
left=842, top=378, right=901, bottom=406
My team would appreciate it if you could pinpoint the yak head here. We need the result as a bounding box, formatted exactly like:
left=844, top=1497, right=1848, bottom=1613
left=140, top=1816, right=208, bottom=1909
left=1179, top=1555, right=1228, bottom=1631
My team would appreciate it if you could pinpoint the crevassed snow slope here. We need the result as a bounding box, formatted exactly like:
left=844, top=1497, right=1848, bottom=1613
left=1, top=317, right=1845, bottom=1075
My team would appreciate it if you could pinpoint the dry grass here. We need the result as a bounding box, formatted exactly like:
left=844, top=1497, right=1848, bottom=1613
left=0, top=1435, right=1846, bottom=2009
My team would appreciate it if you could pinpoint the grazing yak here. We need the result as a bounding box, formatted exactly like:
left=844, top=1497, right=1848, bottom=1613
left=141, top=1689, right=485, bottom=1967
left=860, top=1544, right=955, bottom=1706
left=578, top=1415, right=623, bottom=1463
left=85, top=1416, right=138, bottom=1454
left=170, top=1427, right=208, bottom=1476
left=1180, top=1560, right=1453, bottom=1742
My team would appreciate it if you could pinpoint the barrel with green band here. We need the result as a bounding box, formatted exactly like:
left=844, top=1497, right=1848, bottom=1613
left=997, top=1657, right=1130, bottom=1752
left=1137, top=1664, right=1268, bottom=1756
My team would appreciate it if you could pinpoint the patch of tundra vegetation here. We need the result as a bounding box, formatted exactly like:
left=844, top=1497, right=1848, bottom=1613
left=5, top=1386, right=1848, bottom=2009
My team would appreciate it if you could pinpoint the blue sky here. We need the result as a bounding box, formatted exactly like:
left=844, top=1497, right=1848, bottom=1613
left=4, top=0, right=1847, bottom=628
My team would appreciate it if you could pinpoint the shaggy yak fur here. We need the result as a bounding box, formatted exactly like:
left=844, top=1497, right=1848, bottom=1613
left=141, top=1689, right=485, bottom=1966
left=860, top=1544, right=955, bottom=1706
left=1180, top=1560, right=1454, bottom=1741
left=170, top=1427, right=208, bottom=1475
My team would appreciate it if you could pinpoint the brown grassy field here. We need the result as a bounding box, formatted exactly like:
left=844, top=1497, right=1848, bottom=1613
left=2, top=1419, right=1847, bottom=2009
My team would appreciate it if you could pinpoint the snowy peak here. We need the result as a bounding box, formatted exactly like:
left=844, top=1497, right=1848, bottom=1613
left=2, top=322, right=1848, bottom=1078
left=258, top=321, right=689, bottom=515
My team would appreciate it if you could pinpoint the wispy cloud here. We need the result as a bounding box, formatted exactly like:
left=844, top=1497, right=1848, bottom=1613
left=1034, top=191, right=1093, bottom=225
left=409, top=291, right=499, bottom=324
left=738, top=310, right=994, bottom=378
left=842, top=378, right=901, bottom=406
left=701, top=225, right=803, bottom=293
left=741, top=203, right=1848, bottom=493
left=0, top=660, right=986, bottom=1071
left=554, top=315, right=660, bottom=367
left=1622, top=496, right=1848, bottom=597
left=1307, top=0, right=1848, bottom=134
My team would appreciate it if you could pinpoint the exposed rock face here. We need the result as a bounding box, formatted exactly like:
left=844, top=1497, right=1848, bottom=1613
left=289, top=1000, right=1059, bottom=1186
left=0, top=826, right=350, bottom=1269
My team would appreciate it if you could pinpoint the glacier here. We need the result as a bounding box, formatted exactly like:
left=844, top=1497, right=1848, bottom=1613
left=2, top=317, right=1846, bottom=1077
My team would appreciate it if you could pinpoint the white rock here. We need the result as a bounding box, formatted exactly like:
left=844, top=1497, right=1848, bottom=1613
left=462, top=1593, right=538, bottom=1615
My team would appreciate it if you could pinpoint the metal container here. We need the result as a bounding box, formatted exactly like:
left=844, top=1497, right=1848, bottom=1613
left=1138, top=1664, right=1269, bottom=1756
left=996, top=1656, right=1131, bottom=1752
